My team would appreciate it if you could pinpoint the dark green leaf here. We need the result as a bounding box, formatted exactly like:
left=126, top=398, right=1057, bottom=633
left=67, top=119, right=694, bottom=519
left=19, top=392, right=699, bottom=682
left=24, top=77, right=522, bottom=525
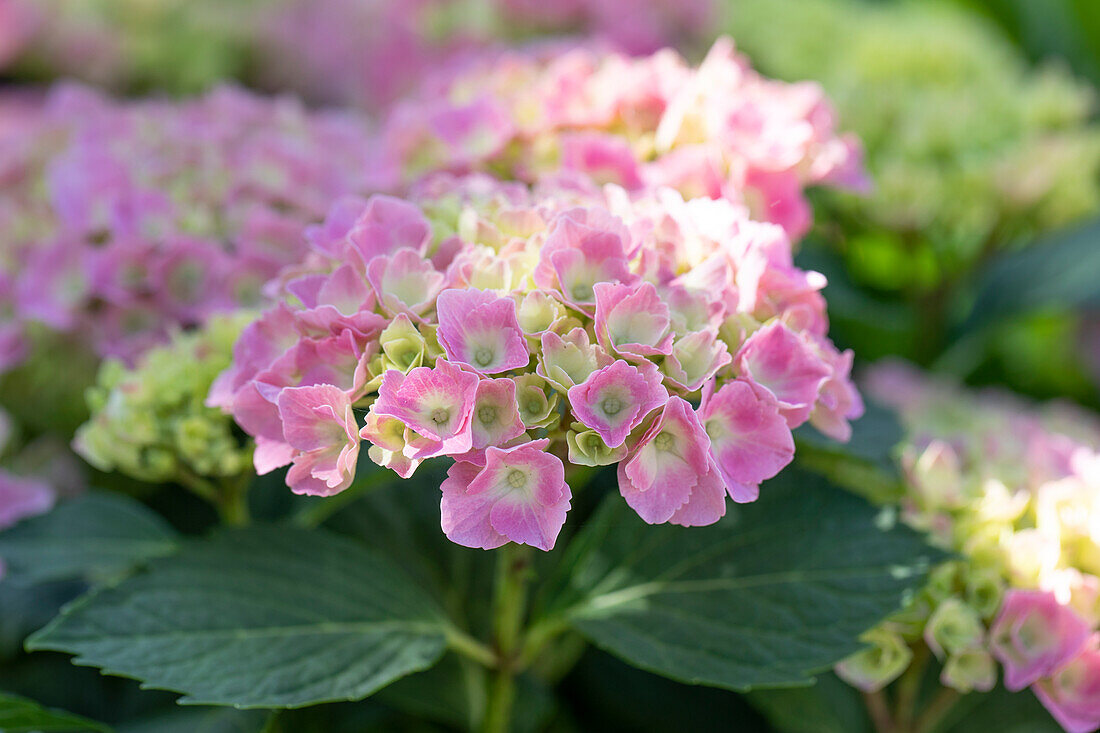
left=794, top=398, right=905, bottom=502
left=0, top=691, right=111, bottom=732
left=377, top=653, right=554, bottom=733
left=960, top=216, right=1100, bottom=332
left=932, top=683, right=1061, bottom=733
left=562, top=649, right=769, bottom=733
left=794, top=397, right=903, bottom=473
left=0, top=493, right=178, bottom=586
left=27, top=526, right=450, bottom=709
left=747, top=673, right=871, bottom=733
left=534, top=468, right=940, bottom=691
left=117, top=707, right=267, bottom=733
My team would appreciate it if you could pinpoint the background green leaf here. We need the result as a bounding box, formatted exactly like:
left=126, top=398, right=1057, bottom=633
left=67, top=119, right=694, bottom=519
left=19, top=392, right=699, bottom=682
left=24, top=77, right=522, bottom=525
left=959, top=216, right=1100, bottom=333
left=533, top=467, right=941, bottom=691
left=27, top=526, right=450, bottom=709
left=0, top=691, right=111, bottom=732
left=0, top=493, right=178, bottom=586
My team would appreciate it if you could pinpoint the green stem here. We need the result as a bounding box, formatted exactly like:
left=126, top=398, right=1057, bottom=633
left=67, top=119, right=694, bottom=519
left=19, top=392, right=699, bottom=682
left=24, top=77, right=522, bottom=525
left=481, top=543, right=533, bottom=733
left=218, top=475, right=251, bottom=527
left=912, top=687, right=961, bottom=733
left=863, top=690, right=896, bottom=733
left=895, top=644, right=929, bottom=730
left=447, top=627, right=498, bottom=669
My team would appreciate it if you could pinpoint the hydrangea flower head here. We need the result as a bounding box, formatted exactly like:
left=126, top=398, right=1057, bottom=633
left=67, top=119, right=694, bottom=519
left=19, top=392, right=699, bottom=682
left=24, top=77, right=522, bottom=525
left=835, top=363, right=1100, bottom=731
left=217, top=174, right=858, bottom=552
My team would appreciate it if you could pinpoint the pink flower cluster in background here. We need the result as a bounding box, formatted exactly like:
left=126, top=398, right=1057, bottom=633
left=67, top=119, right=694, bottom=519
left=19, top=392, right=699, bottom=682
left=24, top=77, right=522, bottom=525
left=248, top=0, right=714, bottom=110
left=212, top=173, right=861, bottom=551
left=842, top=363, right=1100, bottom=732
left=376, top=38, right=868, bottom=241
left=0, top=83, right=378, bottom=368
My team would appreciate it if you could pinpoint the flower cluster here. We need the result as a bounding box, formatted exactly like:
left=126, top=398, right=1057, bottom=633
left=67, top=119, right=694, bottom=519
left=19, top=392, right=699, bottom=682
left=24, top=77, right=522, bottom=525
left=74, top=314, right=254, bottom=486
left=725, top=0, right=1100, bottom=292
left=3, top=0, right=715, bottom=107
left=213, top=174, right=861, bottom=551
left=0, top=83, right=377, bottom=369
left=375, top=38, right=867, bottom=240
left=836, top=363, right=1100, bottom=733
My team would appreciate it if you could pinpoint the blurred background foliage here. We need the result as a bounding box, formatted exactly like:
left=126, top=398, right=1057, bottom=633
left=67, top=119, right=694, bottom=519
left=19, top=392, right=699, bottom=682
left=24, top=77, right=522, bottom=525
left=0, top=0, right=1098, bottom=731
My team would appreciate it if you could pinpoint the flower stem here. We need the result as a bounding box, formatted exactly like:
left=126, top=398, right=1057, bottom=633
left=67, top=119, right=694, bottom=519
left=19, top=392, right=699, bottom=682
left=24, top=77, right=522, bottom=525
left=863, top=690, right=896, bottom=733
left=482, top=543, right=532, bottom=733
left=217, top=476, right=251, bottom=527
left=895, top=644, right=929, bottom=730
left=912, top=687, right=961, bottom=733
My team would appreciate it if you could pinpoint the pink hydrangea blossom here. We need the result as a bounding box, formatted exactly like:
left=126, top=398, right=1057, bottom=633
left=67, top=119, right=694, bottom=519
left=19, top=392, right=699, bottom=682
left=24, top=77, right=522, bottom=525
left=991, top=590, right=1091, bottom=692
left=1033, top=640, right=1100, bottom=733
left=441, top=439, right=571, bottom=551
left=698, top=378, right=795, bottom=503
left=568, top=360, right=669, bottom=448
left=470, top=378, right=527, bottom=451
left=371, top=358, right=479, bottom=460
left=617, top=397, right=727, bottom=526
left=593, top=281, right=674, bottom=359
left=735, top=322, right=831, bottom=427
left=436, top=289, right=530, bottom=374
left=277, top=385, right=360, bottom=496
left=0, top=470, right=55, bottom=530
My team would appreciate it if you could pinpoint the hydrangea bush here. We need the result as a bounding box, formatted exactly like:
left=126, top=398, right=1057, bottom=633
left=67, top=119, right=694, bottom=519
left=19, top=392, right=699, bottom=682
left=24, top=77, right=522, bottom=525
left=725, top=0, right=1100, bottom=288
left=212, top=174, right=861, bottom=550
left=834, top=363, right=1100, bottom=732
left=0, top=83, right=376, bottom=371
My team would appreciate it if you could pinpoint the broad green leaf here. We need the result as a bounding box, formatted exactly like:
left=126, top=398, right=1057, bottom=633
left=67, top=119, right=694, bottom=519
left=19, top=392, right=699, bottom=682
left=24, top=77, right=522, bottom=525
left=533, top=467, right=940, bottom=691
left=0, top=691, right=111, bottom=732
left=0, top=493, right=178, bottom=586
left=27, top=526, right=450, bottom=709
left=794, top=398, right=905, bottom=502
left=960, top=216, right=1100, bottom=332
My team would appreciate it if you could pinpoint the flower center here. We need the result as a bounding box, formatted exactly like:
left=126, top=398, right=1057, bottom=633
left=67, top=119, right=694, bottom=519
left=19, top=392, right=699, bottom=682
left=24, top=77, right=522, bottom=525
left=431, top=408, right=450, bottom=425
left=478, top=405, right=498, bottom=425
left=571, top=283, right=592, bottom=302
left=474, top=347, right=494, bottom=367
left=601, top=397, right=623, bottom=416
left=507, top=469, right=527, bottom=489
left=654, top=432, right=674, bottom=451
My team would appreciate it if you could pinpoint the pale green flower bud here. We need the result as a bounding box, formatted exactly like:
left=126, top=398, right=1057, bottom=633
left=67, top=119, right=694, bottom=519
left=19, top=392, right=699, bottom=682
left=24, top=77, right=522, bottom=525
left=566, top=423, right=628, bottom=467
left=379, top=314, right=430, bottom=374
left=74, top=313, right=253, bottom=487
left=941, top=648, right=996, bottom=693
left=513, top=374, right=560, bottom=430
left=834, top=626, right=912, bottom=693
left=517, top=291, right=569, bottom=336
left=924, top=597, right=985, bottom=660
